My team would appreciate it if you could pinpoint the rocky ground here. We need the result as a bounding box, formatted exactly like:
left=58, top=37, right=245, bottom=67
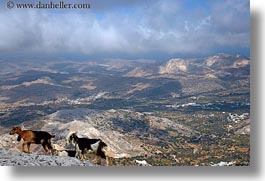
left=0, top=149, right=96, bottom=166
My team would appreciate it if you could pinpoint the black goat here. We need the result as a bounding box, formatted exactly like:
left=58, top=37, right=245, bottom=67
left=68, top=132, right=108, bottom=165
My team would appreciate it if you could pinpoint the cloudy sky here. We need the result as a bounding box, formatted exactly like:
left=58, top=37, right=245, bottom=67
left=0, top=0, right=250, bottom=60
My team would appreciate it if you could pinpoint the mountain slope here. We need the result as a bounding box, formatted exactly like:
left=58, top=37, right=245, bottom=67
left=159, top=53, right=250, bottom=76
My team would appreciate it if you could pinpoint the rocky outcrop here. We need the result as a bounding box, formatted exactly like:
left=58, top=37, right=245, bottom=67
left=205, top=53, right=249, bottom=69
left=0, top=149, right=96, bottom=166
left=159, top=58, right=188, bottom=74
left=159, top=54, right=249, bottom=75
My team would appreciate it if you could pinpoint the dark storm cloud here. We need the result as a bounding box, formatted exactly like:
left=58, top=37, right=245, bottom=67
left=0, top=0, right=250, bottom=59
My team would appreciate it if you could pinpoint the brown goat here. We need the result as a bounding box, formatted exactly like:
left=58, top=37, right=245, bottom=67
left=9, top=127, right=55, bottom=155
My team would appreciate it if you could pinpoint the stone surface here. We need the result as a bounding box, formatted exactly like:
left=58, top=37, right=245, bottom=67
left=0, top=149, right=96, bottom=166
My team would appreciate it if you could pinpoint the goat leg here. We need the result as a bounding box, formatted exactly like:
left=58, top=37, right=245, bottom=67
left=80, top=154, right=84, bottom=161
left=105, top=157, right=109, bottom=166
left=21, top=142, right=25, bottom=153
left=41, top=143, right=49, bottom=154
left=27, top=143, right=31, bottom=153
left=46, top=141, right=54, bottom=155
left=92, top=155, right=99, bottom=164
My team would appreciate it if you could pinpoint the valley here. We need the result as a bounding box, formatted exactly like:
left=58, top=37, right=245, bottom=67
left=0, top=53, right=250, bottom=166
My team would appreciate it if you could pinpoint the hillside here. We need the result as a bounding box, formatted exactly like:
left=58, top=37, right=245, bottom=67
left=0, top=54, right=250, bottom=166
